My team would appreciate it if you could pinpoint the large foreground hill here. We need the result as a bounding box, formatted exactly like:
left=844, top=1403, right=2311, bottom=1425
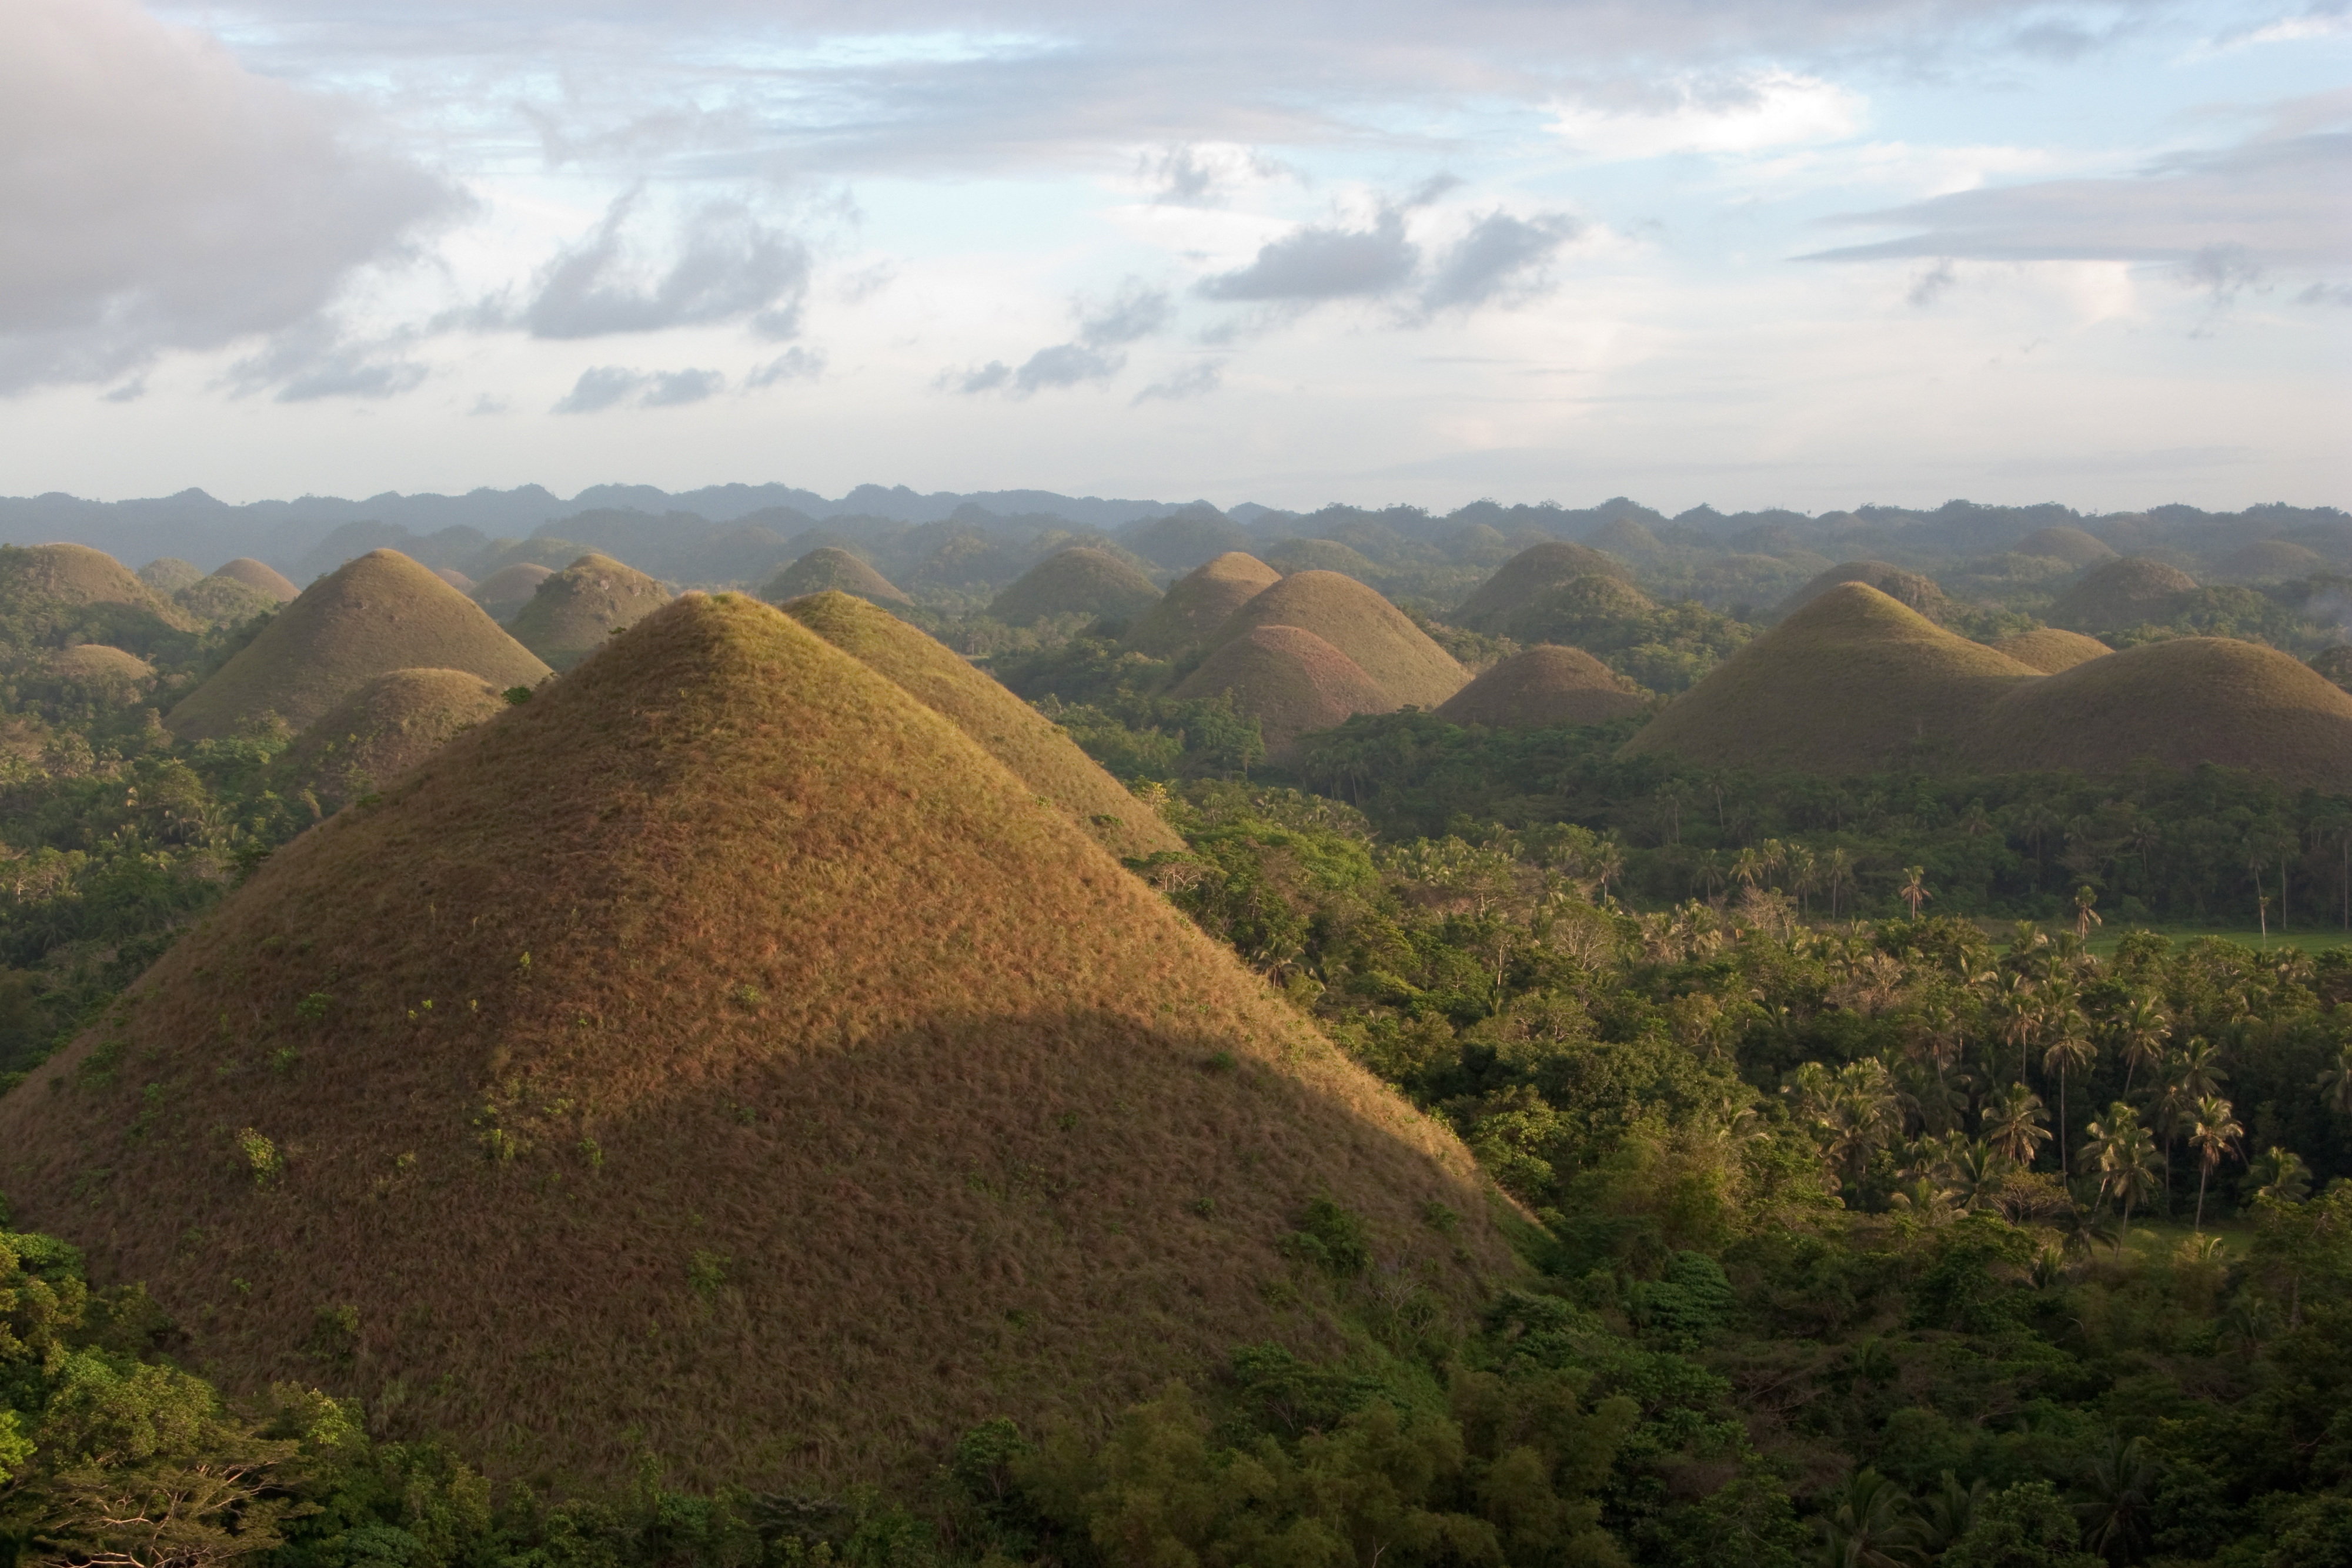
left=0, top=593, right=1509, bottom=1490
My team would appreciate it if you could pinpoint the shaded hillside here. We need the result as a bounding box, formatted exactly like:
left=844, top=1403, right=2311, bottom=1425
left=2313, top=645, right=2352, bottom=693
left=0, top=542, right=196, bottom=656
left=2214, top=538, right=2327, bottom=583
left=433, top=567, right=477, bottom=593
left=1620, top=584, right=2039, bottom=773
left=1123, top=506, right=1248, bottom=571
left=760, top=547, right=911, bottom=607
left=1454, top=542, right=1631, bottom=629
left=215, top=557, right=300, bottom=602
left=1264, top=537, right=1386, bottom=584
left=40, top=644, right=155, bottom=703
left=269, top=667, right=507, bottom=814
left=506, top=553, right=673, bottom=670
left=1204, top=570, right=1469, bottom=708
left=165, top=551, right=549, bottom=739
left=2014, top=525, right=2116, bottom=566
left=1171, top=624, right=1396, bottom=753
left=1967, top=637, right=2352, bottom=789
left=1772, top=560, right=1953, bottom=624
left=474, top=562, right=554, bottom=621
left=0, top=593, right=1509, bottom=1492
left=2049, top=557, right=2199, bottom=631
left=1990, top=627, right=2112, bottom=673
left=1433, top=646, right=1649, bottom=728
left=1122, top=552, right=1282, bottom=657
left=174, top=570, right=285, bottom=626
left=136, top=557, right=205, bottom=593
left=780, top=591, right=1184, bottom=860
left=987, top=547, right=1161, bottom=624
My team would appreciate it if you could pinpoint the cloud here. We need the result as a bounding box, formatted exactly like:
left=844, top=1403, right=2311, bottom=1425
left=1198, top=210, right=1419, bottom=303
left=1077, top=282, right=1172, bottom=347
left=225, top=319, right=431, bottom=402
left=0, top=0, right=463, bottom=393
left=550, top=365, right=724, bottom=412
left=519, top=194, right=810, bottom=340
left=1547, top=69, right=1863, bottom=161
left=954, top=279, right=1171, bottom=396
left=1419, top=212, right=1582, bottom=313
left=1907, top=259, right=1957, bottom=306
left=746, top=347, right=826, bottom=386
left=1134, top=360, right=1225, bottom=403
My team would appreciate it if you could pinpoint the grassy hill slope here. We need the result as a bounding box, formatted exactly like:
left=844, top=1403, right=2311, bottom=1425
left=1205, top=570, right=1469, bottom=708
left=987, top=547, right=1162, bottom=624
left=1434, top=646, right=1649, bottom=728
left=215, top=558, right=300, bottom=602
left=2049, top=557, right=2199, bottom=631
left=1990, top=627, right=2113, bottom=673
left=1172, top=624, right=1397, bottom=752
left=1454, top=542, right=1631, bottom=628
left=165, top=551, right=549, bottom=739
left=506, top=553, right=673, bottom=670
left=760, top=547, right=911, bottom=607
left=269, top=667, right=508, bottom=813
left=473, top=563, right=554, bottom=621
left=781, top=590, right=1184, bottom=860
left=2015, top=526, right=2116, bottom=566
left=0, top=543, right=196, bottom=654
left=0, top=592, right=1511, bottom=1492
left=1772, top=560, right=1953, bottom=624
left=1122, top=552, right=1282, bottom=657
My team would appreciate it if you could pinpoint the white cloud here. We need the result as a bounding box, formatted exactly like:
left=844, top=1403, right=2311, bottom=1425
left=1546, top=70, right=1865, bottom=161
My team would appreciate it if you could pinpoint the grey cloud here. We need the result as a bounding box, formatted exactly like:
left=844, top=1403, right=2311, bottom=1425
left=1907, top=259, right=1957, bottom=306
left=1804, top=131, right=2352, bottom=272
left=1079, top=283, right=1172, bottom=347
left=1013, top=343, right=1123, bottom=392
left=1198, top=210, right=1418, bottom=302
left=99, top=379, right=146, bottom=404
left=2300, top=281, right=2352, bottom=306
left=225, top=319, right=430, bottom=402
left=550, top=365, right=724, bottom=412
left=1134, top=360, right=1225, bottom=403
left=642, top=367, right=725, bottom=405
left=955, top=279, right=1170, bottom=397
left=0, top=0, right=463, bottom=393
left=1418, top=212, right=1581, bottom=313
left=520, top=195, right=810, bottom=340
left=947, top=361, right=1012, bottom=394
left=747, top=347, right=826, bottom=386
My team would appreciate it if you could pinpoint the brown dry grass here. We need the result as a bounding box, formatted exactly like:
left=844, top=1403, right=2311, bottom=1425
left=165, top=551, right=550, bottom=740
left=2015, top=526, right=2116, bottom=567
left=1454, top=542, right=1631, bottom=628
left=1989, top=627, right=2112, bottom=674
left=1171, top=624, right=1397, bottom=753
left=1122, top=552, right=1281, bottom=657
left=2214, top=539, right=2326, bottom=583
left=760, top=547, right=911, bottom=607
left=1621, top=583, right=2041, bottom=773
left=1965, top=637, right=2352, bottom=788
left=473, top=563, right=555, bottom=620
left=1204, top=570, right=1469, bottom=708
left=506, top=553, right=673, bottom=671
left=2048, top=557, right=2199, bottom=631
left=1772, top=560, right=1953, bottom=624
left=987, top=547, right=1162, bottom=624
left=0, top=592, right=1515, bottom=1494
left=1434, top=646, right=1648, bottom=728
left=780, top=590, right=1185, bottom=860
left=42, top=644, right=155, bottom=701
left=0, top=543, right=195, bottom=631
left=215, top=559, right=300, bottom=603
left=433, top=568, right=477, bottom=594
left=269, top=668, right=507, bottom=813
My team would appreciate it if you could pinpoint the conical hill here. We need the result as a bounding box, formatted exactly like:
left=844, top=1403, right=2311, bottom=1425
left=269, top=668, right=508, bottom=814
left=1989, top=628, right=2112, bottom=674
left=0, top=593, right=1510, bottom=1491
left=1965, top=637, right=2352, bottom=788
left=474, top=563, right=554, bottom=621
left=1171, top=624, right=1396, bottom=754
left=987, top=546, right=1162, bottom=624
left=2048, top=557, right=2197, bottom=631
left=1620, top=583, right=2040, bottom=773
left=780, top=591, right=1184, bottom=860
left=506, top=552, right=673, bottom=670
left=164, top=551, right=550, bottom=740
left=2014, top=526, right=2116, bottom=567
left=1435, top=646, right=1648, bottom=728
left=1454, top=542, right=1630, bottom=629
left=174, top=571, right=284, bottom=626
left=138, top=558, right=206, bottom=594
left=214, top=557, right=300, bottom=602
left=0, top=542, right=196, bottom=650
left=760, top=547, right=911, bottom=607
left=1772, top=560, right=1952, bottom=624
left=1204, top=570, right=1469, bottom=708
left=1122, top=552, right=1282, bottom=657
left=433, top=567, right=477, bottom=593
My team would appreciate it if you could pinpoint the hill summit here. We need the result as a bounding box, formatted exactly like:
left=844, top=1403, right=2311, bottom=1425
left=2048, top=556, right=2198, bottom=631
left=0, top=593, right=1509, bottom=1491
left=1202, top=570, right=1469, bottom=708
left=1172, top=624, right=1396, bottom=753
left=760, top=547, right=911, bottom=607
left=1453, top=542, right=1630, bottom=630
left=164, top=551, right=550, bottom=739
left=1435, top=646, right=1649, bottom=728
left=987, top=546, right=1162, bottom=624
left=506, top=552, right=673, bottom=670
left=1122, top=551, right=1282, bottom=657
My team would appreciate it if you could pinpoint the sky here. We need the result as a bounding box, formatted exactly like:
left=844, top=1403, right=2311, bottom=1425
left=0, top=0, right=2346, bottom=513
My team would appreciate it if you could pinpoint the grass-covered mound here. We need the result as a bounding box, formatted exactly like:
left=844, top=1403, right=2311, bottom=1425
left=1205, top=570, right=1469, bottom=708
left=781, top=590, right=1184, bottom=860
left=41, top=643, right=155, bottom=699
left=1263, top=537, right=1385, bottom=583
left=165, top=551, right=549, bottom=740
left=1432, top=646, right=1649, bottom=728
left=1121, top=551, right=1282, bottom=657
left=174, top=573, right=285, bottom=626
left=1171, top=624, right=1396, bottom=753
left=1772, top=560, right=1952, bottom=624
left=269, top=667, right=507, bottom=814
left=759, top=546, right=911, bottom=607
left=1453, top=542, right=1630, bottom=628
left=2214, top=537, right=2327, bottom=583
left=1989, top=627, right=2112, bottom=674
left=2048, top=556, right=2198, bottom=631
left=2013, top=525, right=2116, bottom=566
left=506, top=553, right=673, bottom=671
left=0, top=542, right=195, bottom=653
left=0, top=592, right=1509, bottom=1490
left=987, top=546, right=1162, bottom=625
left=1967, top=636, right=2352, bottom=788
left=215, top=558, right=300, bottom=603
left=433, top=567, right=476, bottom=593
left=472, top=562, right=554, bottom=621
left=1621, top=583, right=2040, bottom=773
left=136, top=557, right=206, bottom=593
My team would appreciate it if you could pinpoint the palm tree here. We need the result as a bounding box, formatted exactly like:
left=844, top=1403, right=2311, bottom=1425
left=2110, top=992, right=2169, bottom=1096
left=1989, top=972, right=2038, bottom=1082
left=2317, top=1045, right=2352, bottom=1115
left=1825, top=845, right=1857, bottom=920
left=1944, top=1140, right=2011, bottom=1213
left=2188, top=1095, right=2244, bottom=1231
left=2083, top=1102, right=2162, bottom=1242
left=1814, top=1468, right=1924, bottom=1568
left=2042, top=1004, right=2096, bottom=1178
left=1917, top=1472, right=1987, bottom=1556
left=1982, top=1082, right=2052, bottom=1168
left=1899, top=865, right=1931, bottom=920
left=2073, top=884, right=2103, bottom=941
left=2252, top=1146, right=2312, bottom=1203
left=2077, top=1433, right=2156, bottom=1562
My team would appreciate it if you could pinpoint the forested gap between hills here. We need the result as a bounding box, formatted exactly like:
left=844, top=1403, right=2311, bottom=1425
left=4, top=500, right=2352, bottom=1568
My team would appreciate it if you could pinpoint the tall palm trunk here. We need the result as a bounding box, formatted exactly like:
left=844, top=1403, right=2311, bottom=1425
left=2196, top=1165, right=2210, bottom=1231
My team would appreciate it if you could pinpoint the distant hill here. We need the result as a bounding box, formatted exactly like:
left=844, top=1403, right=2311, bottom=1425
left=1122, top=506, right=1249, bottom=571
left=2213, top=538, right=2327, bottom=583
left=987, top=547, right=1162, bottom=624
left=1122, top=553, right=1282, bottom=657
left=270, top=668, right=507, bottom=814
left=136, top=557, right=205, bottom=593
left=165, top=551, right=549, bottom=739
left=173, top=573, right=285, bottom=626
left=2048, top=557, right=2199, bottom=631
left=1454, top=543, right=1632, bottom=630
left=432, top=567, right=476, bottom=593
left=0, top=542, right=196, bottom=656
left=1264, top=537, right=1387, bottom=584
left=1202, top=570, right=1469, bottom=709
left=1990, top=628, right=2112, bottom=674
left=1621, top=584, right=2039, bottom=773
left=1772, top=560, right=1953, bottom=625
left=2014, top=525, right=2116, bottom=567
left=215, top=557, right=300, bottom=602
left=1172, top=624, right=1397, bottom=753
left=40, top=644, right=155, bottom=701
left=760, top=547, right=911, bottom=607
left=780, top=590, right=1184, bottom=861
left=473, top=562, right=554, bottom=621
left=0, top=593, right=1510, bottom=1490
left=506, top=552, right=673, bottom=671
left=1434, top=646, right=1649, bottom=728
